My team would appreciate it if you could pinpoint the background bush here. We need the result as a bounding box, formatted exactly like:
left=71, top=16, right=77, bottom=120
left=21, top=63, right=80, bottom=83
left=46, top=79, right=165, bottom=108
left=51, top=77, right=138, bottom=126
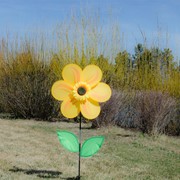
left=134, top=91, right=177, bottom=135
left=0, top=49, right=58, bottom=120
left=93, top=90, right=179, bottom=135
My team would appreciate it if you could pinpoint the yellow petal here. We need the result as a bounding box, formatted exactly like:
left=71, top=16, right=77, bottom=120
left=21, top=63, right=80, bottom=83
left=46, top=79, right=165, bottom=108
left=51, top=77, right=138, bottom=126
left=80, top=99, right=100, bottom=120
left=62, top=64, right=82, bottom=85
left=82, top=65, right=102, bottom=87
left=61, top=98, right=80, bottom=118
left=51, top=80, right=73, bottom=101
left=89, top=82, right=112, bottom=102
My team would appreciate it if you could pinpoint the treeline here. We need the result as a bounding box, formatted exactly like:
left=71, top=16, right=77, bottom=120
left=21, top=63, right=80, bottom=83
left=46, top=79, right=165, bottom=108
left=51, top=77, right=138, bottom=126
left=91, top=44, right=179, bottom=98
left=0, top=37, right=179, bottom=135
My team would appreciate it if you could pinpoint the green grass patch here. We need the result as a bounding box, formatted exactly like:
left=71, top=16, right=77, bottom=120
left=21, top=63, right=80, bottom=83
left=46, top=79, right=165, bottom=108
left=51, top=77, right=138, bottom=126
left=0, top=119, right=179, bottom=179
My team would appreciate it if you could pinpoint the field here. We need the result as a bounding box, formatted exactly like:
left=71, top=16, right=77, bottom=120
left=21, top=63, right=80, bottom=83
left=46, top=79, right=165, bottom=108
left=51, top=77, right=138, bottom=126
left=0, top=118, right=179, bottom=180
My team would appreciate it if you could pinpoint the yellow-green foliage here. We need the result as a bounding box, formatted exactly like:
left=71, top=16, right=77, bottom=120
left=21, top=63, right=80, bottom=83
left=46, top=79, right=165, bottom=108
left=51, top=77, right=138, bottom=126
left=163, top=69, right=180, bottom=97
left=111, top=47, right=180, bottom=98
left=0, top=46, right=58, bottom=119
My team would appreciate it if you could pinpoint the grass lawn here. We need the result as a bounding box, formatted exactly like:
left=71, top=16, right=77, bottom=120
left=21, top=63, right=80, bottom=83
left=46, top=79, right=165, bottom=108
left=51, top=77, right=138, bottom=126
left=0, top=118, right=179, bottom=180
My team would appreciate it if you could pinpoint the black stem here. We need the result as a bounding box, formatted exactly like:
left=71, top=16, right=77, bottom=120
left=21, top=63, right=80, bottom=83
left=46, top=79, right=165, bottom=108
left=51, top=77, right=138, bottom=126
left=77, top=113, right=82, bottom=180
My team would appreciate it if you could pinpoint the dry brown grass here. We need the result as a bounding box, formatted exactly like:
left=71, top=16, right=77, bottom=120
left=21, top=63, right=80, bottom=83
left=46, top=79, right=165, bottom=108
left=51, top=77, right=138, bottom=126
left=0, top=119, right=179, bottom=180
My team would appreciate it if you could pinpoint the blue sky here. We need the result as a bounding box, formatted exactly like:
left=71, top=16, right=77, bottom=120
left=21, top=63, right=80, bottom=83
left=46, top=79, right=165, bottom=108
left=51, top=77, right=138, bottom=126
left=0, top=0, right=179, bottom=58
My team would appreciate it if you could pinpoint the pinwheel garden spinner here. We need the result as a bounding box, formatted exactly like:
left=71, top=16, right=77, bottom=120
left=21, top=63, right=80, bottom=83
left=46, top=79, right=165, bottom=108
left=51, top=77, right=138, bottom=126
left=51, top=64, right=111, bottom=179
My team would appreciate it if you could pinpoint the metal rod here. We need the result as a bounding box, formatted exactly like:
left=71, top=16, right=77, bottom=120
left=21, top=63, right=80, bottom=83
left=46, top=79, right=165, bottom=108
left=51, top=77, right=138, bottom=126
left=77, top=113, right=82, bottom=180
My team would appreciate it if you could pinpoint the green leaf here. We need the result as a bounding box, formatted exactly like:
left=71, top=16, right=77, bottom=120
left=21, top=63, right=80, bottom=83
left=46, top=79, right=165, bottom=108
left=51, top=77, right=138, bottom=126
left=56, top=131, right=79, bottom=153
left=80, top=136, right=105, bottom=158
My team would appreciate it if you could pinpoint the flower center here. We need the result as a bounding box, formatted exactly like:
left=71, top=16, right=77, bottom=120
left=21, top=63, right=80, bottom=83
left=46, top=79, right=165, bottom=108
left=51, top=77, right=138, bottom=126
left=77, top=87, right=86, bottom=96
left=73, top=82, right=90, bottom=101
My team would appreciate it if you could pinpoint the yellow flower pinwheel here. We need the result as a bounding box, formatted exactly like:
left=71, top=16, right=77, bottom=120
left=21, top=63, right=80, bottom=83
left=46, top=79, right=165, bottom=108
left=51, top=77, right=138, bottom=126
left=51, top=64, right=111, bottom=119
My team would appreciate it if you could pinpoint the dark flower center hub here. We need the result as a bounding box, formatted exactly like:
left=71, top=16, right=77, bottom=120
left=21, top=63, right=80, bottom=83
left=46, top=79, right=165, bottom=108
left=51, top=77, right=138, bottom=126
left=77, top=87, right=86, bottom=96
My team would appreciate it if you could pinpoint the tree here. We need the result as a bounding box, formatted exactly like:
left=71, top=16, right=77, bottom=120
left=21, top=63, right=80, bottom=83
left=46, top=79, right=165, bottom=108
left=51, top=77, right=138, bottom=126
left=115, top=51, right=132, bottom=87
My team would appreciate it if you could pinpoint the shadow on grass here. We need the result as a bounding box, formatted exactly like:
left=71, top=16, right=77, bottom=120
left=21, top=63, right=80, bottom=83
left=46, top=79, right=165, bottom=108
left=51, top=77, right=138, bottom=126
left=116, top=133, right=134, bottom=137
left=61, top=176, right=81, bottom=180
left=9, top=166, right=62, bottom=178
left=81, top=126, right=93, bottom=130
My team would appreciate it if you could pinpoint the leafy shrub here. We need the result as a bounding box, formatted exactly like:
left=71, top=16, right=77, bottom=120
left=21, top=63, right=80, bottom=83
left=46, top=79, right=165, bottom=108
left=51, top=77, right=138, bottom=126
left=92, top=90, right=138, bottom=128
left=93, top=90, right=179, bottom=135
left=165, top=101, right=180, bottom=136
left=134, top=91, right=177, bottom=135
left=0, top=52, right=58, bottom=120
